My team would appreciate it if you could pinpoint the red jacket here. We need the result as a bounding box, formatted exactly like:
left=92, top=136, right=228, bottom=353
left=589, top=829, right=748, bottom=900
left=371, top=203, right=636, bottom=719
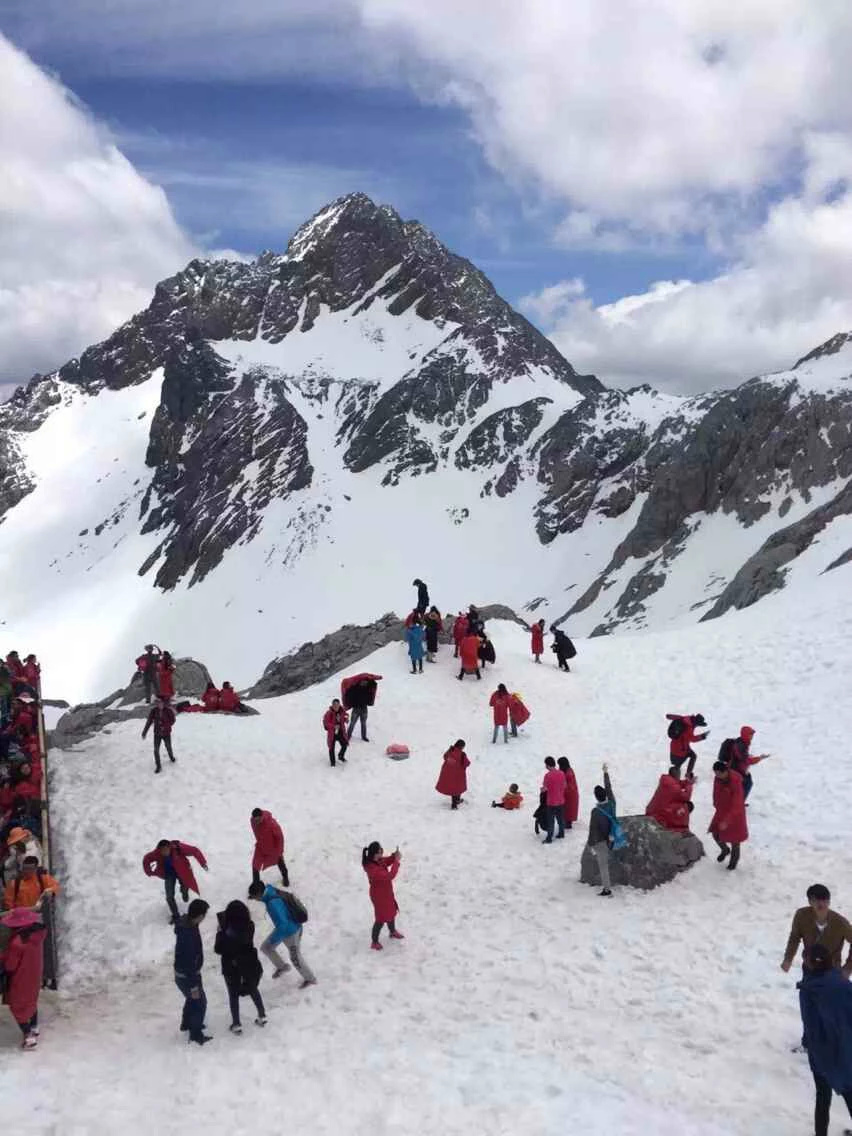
left=22, top=661, right=40, bottom=688
left=219, top=686, right=240, bottom=712
left=542, top=768, right=566, bottom=806
left=251, top=811, right=284, bottom=871
left=364, top=855, right=400, bottom=922
left=12, top=706, right=36, bottom=736
left=435, top=746, right=470, bottom=797
left=459, top=635, right=481, bottom=671
left=2, top=927, right=46, bottom=1024
left=563, top=769, right=579, bottom=823
left=323, top=705, right=348, bottom=744
left=142, top=841, right=207, bottom=894
left=666, top=714, right=705, bottom=760
left=646, top=774, right=692, bottom=832
left=508, top=694, right=530, bottom=725
left=709, top=770, right=748, bottom=844
left=202, top=687, right=220, bottom=712
left=142, top=704, right=175, bottom=738
left=453, top=616, right=467, bottom=646
left=6, top=655, right=25, bottom=680
left=156, top=661, right=175, bottom=700
left=490, top=690, right=510, bottom=726
left=531, top=625, right=544, bottom=655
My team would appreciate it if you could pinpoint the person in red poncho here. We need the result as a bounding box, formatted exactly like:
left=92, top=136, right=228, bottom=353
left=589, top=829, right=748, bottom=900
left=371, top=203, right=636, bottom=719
left=249, top=808, right=288, bottom=890
left=489, top=684, right=511, bottom=744
left=362, top=841, right=404, bottom=951
left=457, top=634, right=481, bottom=681
left=557, top=757, right=579, bottom=828
left=531, top=619, right=545, bottom=663
left=708, top=762, right=748, bottom=871
left=435, top=739, right=470, bottom=809
left=142, top=838, right=208, bottom=923
left=509, top=692, right=530, bottom=737
left=452, top=613, right=467, bottom=658
left=0, top=907, right=47, bottom=1049
left=645, top=768, right=693, bottom=832
left=218, top=682, right=246, bottom=713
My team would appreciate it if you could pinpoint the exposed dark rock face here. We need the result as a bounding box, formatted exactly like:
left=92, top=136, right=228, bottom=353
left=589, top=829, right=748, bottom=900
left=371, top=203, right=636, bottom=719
left=580, top=815, right=705, bottom=890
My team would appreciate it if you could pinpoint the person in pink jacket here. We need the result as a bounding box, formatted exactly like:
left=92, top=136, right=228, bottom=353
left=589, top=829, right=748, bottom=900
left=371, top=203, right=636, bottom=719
left=362, top=841, right=404, bottom=951
left=489, top=684, right=511, bottom=744
left=0, top=907, right=46, bottom=1049
left=541, top=756, right=566, bottom=844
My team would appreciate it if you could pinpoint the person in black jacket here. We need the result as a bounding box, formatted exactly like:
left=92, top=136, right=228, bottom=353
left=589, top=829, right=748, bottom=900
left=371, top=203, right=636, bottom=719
left=551, top=627, right=574, bottom=671
left=586, top=764, right=615, bottom=897
left=142, top=698, right=177, bottom=773
left=413, top=578, right=429, bottom=615
left=214, top=900, right=266, bottom=1033
left=174, top=899, right=211, bottom=1045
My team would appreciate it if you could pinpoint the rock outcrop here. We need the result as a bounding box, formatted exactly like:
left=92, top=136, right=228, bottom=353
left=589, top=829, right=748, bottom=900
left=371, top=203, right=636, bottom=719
left=580, top=816, right=705, bottom=890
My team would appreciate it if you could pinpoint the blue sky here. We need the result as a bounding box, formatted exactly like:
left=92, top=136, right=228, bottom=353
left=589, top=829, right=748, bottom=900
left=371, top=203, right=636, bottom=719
left=1, top=3, right=850, bottom=394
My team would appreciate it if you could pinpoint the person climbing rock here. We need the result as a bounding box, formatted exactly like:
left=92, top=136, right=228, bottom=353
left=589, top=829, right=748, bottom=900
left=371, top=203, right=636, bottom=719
left=362, top=841, right=404, bottom=951
left=645, top=768, right=693, bottom=831
left=665, top=713, right=708, bottom=780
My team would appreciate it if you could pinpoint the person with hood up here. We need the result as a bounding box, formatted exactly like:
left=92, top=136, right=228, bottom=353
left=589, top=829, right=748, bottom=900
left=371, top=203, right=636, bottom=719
left=201, top=682, right=220, bottom=712
left=406, top=616, right=426, bottom=675
left=645, top=767, right=694, bottom=832
left=323, top=698, right=349, bottom=766
left=412, top=578, right=429, bottom=615
left=452, top=613, right=467, bottom=658
left=0, top=907, right=47, bottom=1048
left=490, top=684, right=511, bottom=744
left=665, top=713, right=708, bottom=780
left=214, top=899, right=266, bottom=1033
left=435, top=739, right=470, bottom=809
left=249, top=808, right=288, bottom=890
left=587, top=764, right=616, bottom=896
left=551, top=627, right=574, bottom=672
left=247, top=881, right=317, bottom=987
left=719, top=725, right=769, bottom=799
left=174, top=898, right=211, bottom=1045
left=143, top=838, right=208, bottom=923
left=508, top=692, right=530, bottom=737
left=531, top=619, right=545, bottom=663
left=541, top=757, right=566, bottom=843
left=424, top=606, right=442, bottom=663
left=362, top=842, right=403, bottom=950
left=141, top=697, right=177, bottom=773
left=135, top=645, right=162, bottom=704
left=557, top=757, right=579, bottom=828
left=798, top=943, right=852, bottom=1136
left=457, top=632, right=482, bottom=681
left=708, top=761, right=748, bottom=870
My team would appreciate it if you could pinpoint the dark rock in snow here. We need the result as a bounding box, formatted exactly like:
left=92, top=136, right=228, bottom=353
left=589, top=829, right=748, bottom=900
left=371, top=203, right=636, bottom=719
left=580, top=815, right=705, bottom=890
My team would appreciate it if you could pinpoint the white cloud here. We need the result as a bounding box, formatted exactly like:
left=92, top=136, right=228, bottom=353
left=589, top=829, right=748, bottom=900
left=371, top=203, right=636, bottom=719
left=0, top=34, right=194, bottom=387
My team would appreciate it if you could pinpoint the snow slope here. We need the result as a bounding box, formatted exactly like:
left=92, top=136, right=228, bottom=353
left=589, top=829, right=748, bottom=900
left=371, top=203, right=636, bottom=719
left=3, top=562, right=851, bottom=1134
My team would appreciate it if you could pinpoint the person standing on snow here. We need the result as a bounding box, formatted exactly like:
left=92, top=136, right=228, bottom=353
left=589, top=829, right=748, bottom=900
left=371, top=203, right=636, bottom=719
left=457, top=631, right=482, bottom=680
left=782, top=885, right=852, bottom=978
left=508, top=691, right=530, bottom=738
left=531, top=619, right=545, bottom=663
left=541, top=757, right=566, bottom=843
left=135, top=644, right=162, bottom=704
left=435, top=740, right=470, bottom=810
left=587, top=764, right=616, bottom=896
left=0, top=907, right=46, bottom=1049
left=557, top=757, right=579, bottom=829
left=362, top=842, right=404, bottom=951
left=156, top=651, right=176, bottom=700
left=323, top=698, right=349, bottom=766
left=424, top=606, right=442, bottom=663
left=490, top=684, right=511, bottom=744
left=718, top=725, right=769, bottom=799
left=412, top=578, right=429, bottom=615
left=406, top=616, right=426, bottom=675
left=143, top=838, right=209, bottom=923
left=343, top=674, right=381, bottom=744
left=249, top=808, right=289, bottom=890
left=797, top=943, right=852, bottom=1136
left=214, top=899, right=267, bottom=1033
left=247, top=881, right=317, bottom=987
left=452, top=613, right=467, bottom=658
left=174, top=898, right=212, bottom=1045
left=708, top=761, right=748, bottom=870
left=665, top=713, right=708, bottom=780
left=142, top=697, right=177, bottom=773
left=551, top=627, right=574, bottom=672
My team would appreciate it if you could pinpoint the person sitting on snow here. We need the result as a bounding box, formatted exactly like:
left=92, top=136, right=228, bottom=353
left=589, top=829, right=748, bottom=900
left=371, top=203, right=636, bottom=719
left=491, top=784, right=524, bottom=810
left=218, top=682, right=247, bottom=714
left=201, top=682, right=221, bottom=712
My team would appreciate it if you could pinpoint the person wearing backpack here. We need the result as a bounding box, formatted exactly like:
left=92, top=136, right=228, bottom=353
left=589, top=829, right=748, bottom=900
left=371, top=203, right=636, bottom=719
left=247, top=881, right=316, bottom=987
left=3, top=855, right=59, bottom=910
left=214, top=899, right=267, bottom=1033
left=665, top=713, right=708, bottom=779
left=718, top=726, right=769, bottom=800
left=587, top=763, right=617, bottom=896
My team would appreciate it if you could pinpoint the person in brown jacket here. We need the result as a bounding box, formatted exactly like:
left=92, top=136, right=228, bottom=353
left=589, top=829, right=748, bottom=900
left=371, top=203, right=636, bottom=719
left=781, top=884, right=852, bottom=978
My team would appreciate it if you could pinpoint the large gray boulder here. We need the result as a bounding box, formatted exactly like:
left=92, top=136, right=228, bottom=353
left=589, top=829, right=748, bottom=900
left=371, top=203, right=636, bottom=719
left=580, top=815, right=704, bottom=890
left=118, top=656, right=213, bottom=706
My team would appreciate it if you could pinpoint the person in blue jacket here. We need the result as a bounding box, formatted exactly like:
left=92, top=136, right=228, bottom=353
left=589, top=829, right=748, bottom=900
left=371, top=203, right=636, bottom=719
left=174, top=899, right=211, bottom=1045
left=248, top=881, right=317, bottom=988
left=799, top=943, right=852, bottom=1136
left=405, top=616, right=426, bottom=675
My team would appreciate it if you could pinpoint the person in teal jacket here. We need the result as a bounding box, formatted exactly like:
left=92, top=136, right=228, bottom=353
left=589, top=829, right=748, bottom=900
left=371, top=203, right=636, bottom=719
left=247, top=882, right=317, bottom=988
left=406, top=618, right=426, bottom=675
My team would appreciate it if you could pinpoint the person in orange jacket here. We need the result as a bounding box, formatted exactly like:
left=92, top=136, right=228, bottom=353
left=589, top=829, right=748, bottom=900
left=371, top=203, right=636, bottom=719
left=491, top=783, right=524, bottom=809
left=3, top=856, right=59, bottom=911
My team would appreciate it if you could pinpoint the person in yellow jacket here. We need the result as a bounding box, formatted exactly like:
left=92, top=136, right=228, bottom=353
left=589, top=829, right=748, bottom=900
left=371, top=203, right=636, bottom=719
left=3, top=856, right=60, bottom=910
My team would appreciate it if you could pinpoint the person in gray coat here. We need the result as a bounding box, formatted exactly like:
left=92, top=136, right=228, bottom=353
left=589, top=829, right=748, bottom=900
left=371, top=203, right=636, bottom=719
left=587, top=763, right=615, bottom=897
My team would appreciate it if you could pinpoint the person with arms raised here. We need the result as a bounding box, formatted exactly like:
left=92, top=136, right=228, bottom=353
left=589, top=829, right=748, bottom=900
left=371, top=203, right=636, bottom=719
left=587, top=763, right=617, bottom=896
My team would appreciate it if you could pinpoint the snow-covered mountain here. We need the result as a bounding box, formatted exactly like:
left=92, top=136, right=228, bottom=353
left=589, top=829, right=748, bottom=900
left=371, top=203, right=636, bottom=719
left=1, top=193, right=850, bottom=701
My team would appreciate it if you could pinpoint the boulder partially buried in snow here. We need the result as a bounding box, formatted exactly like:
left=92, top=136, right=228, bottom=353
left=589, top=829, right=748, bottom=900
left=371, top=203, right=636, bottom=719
left=118, top=657, right=214, bottom=706
left=580, top=816, right=704, bottom=890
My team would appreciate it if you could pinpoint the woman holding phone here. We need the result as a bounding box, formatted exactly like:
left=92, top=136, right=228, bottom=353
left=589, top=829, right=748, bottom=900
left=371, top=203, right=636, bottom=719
left=362, top=841, right=404, bottom=951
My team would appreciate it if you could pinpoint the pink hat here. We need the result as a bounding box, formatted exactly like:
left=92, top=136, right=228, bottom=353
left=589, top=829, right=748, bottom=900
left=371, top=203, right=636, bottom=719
left=0, top=907, right=42, bottom=929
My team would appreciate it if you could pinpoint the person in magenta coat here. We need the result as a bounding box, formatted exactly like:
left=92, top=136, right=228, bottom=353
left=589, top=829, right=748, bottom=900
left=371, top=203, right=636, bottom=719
left=557, top=757, right=579, bottom=827
left=435, top=739, right=470, bottom=809
left=0, top=908, right=47, bottom=1048
left=708, top=762, right=748, bottom=870
left=142, top=838, right=208, bottom=922
left=489, top=684, right=511, bottom=744
left=362, top=842, right=404, bottom=950
left=531, top=619, right=545, bottom=662
left=250, top=808, right=288, bottom=890
left=541, top=756, right=566, bottom=843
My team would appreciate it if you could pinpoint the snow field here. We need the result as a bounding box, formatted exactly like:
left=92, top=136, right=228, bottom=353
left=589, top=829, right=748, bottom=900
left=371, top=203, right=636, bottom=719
left=2, top=566, right=851, bottom=1134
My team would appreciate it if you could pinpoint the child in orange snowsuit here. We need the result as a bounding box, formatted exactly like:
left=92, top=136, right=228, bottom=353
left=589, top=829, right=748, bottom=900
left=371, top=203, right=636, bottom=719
left=491, top=783, right=524, bottom=810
